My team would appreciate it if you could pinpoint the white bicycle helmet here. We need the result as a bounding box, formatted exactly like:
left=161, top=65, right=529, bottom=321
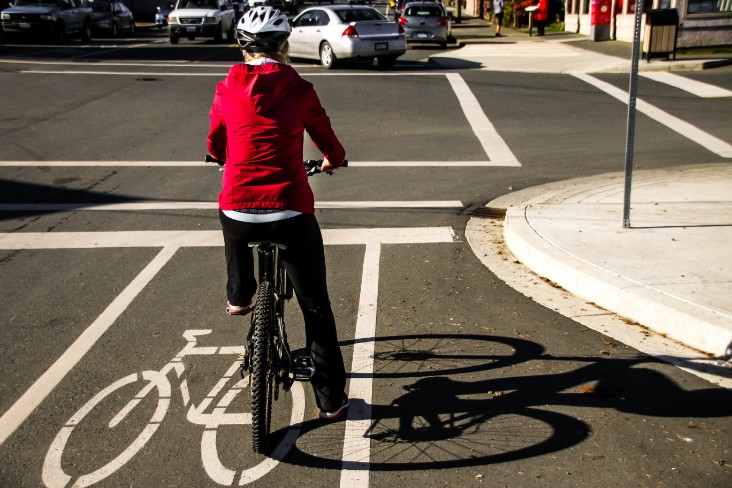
left=237, top=6, right=291, bottom=53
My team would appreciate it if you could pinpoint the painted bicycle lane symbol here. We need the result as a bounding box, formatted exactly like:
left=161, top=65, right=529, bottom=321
left=42, top=329, right=305, bottom=487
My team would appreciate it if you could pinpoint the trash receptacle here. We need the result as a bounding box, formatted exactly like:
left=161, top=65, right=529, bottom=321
left=643, top=8, right=679, bottom=62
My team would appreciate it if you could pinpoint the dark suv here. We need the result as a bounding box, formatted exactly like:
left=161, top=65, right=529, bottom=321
left=1, top=0, right=93, bottom=42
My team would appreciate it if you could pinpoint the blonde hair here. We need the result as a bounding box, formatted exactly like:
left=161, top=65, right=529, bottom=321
left=243, top=41, right=290, bottom=65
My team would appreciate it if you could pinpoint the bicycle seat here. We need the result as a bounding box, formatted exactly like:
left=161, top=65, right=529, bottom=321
left=248, top=241, right=288, bottom=250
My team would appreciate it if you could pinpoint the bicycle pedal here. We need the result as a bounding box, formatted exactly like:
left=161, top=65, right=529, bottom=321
left=292, top=355, right=315, bottom=381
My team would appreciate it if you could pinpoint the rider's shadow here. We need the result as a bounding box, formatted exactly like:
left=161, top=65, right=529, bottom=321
left=371, top=377, right=464, bottom=442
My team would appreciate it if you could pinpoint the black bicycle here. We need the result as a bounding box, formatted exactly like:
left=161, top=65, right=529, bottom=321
left=206, top=155, right=347, bottom=453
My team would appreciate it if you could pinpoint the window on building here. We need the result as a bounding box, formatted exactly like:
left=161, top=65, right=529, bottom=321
left=687, top=0, right=732, bottom=13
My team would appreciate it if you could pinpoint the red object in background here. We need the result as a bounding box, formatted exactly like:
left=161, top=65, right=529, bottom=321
left=591, top=0, right=612, bottom=25
left=534, top=0, right=548, bottom=21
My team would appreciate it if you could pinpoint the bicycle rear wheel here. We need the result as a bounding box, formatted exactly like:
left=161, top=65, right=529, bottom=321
left=251, top=281, right=274, bottom=454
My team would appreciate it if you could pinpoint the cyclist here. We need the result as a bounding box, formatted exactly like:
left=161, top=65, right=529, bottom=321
left=207, top=6, right=349, bottom=420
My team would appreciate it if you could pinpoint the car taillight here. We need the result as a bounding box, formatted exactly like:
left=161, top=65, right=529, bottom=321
left=342, top=25, right=358, bottom=37
left=398, top=16, right=407, bottom=26
left=438, top=16, right=447, bottom=26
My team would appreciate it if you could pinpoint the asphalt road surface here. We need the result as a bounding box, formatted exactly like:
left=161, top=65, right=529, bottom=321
left=1, top=28, right=731, bottom=488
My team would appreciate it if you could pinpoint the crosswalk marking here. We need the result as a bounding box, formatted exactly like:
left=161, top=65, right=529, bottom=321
left=0, top=201, right=464, bottom=211
left=574, top=73, right=732, bottom=158
left=0, top=160, right=515, bottom=167
left=0, top=227, right=458, bottom=249
left=640, top=71, right=732, bottom=98
left=446, top=74, right=522, bottom=167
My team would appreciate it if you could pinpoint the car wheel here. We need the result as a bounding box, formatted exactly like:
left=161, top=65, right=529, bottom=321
left=213, top=24, right=223, bottom=42
left=80, top=19, right=92, bottom=42
left=169, top=33, right=179, bottom=44
left=319, top=41, right=336, bottom=69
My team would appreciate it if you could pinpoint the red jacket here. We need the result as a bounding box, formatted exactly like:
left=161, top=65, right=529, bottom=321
left=534, top=0, right=548, bottom=21
left=208, top=62, right=345, bottom=213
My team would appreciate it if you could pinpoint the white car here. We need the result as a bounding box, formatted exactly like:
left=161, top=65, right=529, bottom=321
left=167, top=0, right=237, bottom=44
left=289, top=5, right=406, bottom=69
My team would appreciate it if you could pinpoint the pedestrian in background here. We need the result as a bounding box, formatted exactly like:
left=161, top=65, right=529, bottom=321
left=493, top=0, right=504, bottom=37
left=533, top=0, right=548, bottom=36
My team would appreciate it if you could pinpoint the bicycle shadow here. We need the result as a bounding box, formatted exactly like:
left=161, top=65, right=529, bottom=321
left=279, top=334, right=732, bottom=471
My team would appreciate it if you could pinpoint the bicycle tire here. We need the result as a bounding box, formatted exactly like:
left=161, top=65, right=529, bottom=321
left=251, top=281, right=274, bottom=454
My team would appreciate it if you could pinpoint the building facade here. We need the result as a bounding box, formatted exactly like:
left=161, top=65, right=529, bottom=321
left=464, top=0, right=731, bottom=47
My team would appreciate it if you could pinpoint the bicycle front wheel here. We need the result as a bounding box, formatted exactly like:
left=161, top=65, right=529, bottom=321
left=251, top=281, right=275, bottom=454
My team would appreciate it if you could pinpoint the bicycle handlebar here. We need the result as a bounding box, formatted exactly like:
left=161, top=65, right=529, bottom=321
left=204, top=155, right=348, bottom=175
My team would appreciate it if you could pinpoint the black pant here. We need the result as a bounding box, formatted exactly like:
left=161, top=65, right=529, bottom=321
left=219, top=211, right=347, bottom=411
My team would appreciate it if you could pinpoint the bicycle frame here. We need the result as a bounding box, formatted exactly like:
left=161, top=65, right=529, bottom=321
left=242, top=242, right=298, bottom=395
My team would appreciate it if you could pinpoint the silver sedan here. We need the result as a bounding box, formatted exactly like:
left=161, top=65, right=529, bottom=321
left=399, top=1, right=450, bottom=48
left=288, top=5, right=406, bottom=69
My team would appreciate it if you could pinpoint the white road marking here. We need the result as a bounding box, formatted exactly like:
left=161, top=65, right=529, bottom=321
left=0, top=226, right=457, bottom=462
left=640, top=71, right=732, bottom=98
left=18, top=69, right=448, bottom=76
left=0, top=201, right=464, bottom=211
left=340, top=242, right=380, bottom=487
left=445, top=73, right=522, bottom=167
left=0, top=246, right=177, bottom=446
left=0, top=228, right=458, bottom=249
left=574, top=73, right=732, bottom=158
left=0, top=160, right=513, bottom=167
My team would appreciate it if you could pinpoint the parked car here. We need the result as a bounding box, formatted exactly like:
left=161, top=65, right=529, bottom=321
left=289, top=5, right=406, bottom=69
left=1, top=0, right=93, bottom=42
left=167, top=0, right=237, bottom=44
left=155, top=1, right=175, bottom=28
left=398, top=1, right=449, bottom=48
left=89, top=0, right=134, bottom=36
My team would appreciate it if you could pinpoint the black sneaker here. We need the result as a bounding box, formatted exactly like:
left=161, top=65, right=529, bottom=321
left=319, top=397, right=350, bottom=421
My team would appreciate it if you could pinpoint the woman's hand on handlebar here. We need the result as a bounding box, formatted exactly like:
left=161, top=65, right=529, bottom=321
left=321, top=158, right=336, bottom=175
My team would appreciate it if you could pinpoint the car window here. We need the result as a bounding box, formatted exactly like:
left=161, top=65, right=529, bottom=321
left=178, top=0, right=218, bottom=9
left=405, top=5, right=442, bottom=16
left=312, top=10, right=329, bottom=26
left=293, top=11, right=314, bottom=27
left=336, top=8, right=387, bottom=23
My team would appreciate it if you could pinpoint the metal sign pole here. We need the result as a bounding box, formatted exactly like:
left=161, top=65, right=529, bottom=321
left=623, top=0, right=645, bottom=228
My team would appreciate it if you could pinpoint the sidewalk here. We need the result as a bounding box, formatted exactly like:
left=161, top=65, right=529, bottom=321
left=431, top=16, right=732, bottom=73
left=443, top=18, right=732, bottom=368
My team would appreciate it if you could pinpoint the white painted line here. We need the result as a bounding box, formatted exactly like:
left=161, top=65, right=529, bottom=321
left=0, top=246, right=178, bottom=447
left=0, top=201, right=464, bottom=211
left=0, top=160, right=513, bottom=167
left=0, top=161, right=209, bottom=166
left=18, top=69, right=448, bottom=77
left=0, top=227, right=457, bottom=250
left=22, top=70, right=229, bottom=76
left=445, top=73, right=522, bottom=167
left=0, top=226, right=457, bottom=474
left=574, top=74, right=732, bottom=158
left=340, top=242, right=380, bottom=488
left=640, top=71, right=732, bottom=98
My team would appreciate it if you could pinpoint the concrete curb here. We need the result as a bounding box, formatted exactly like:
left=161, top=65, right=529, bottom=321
left=493, top=165, right=732, bottom=357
